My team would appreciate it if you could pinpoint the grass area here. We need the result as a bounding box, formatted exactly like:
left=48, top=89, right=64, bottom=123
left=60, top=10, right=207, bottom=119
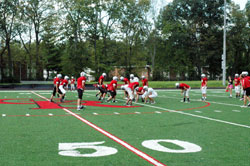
left=0, top=89, right=249, bottom=166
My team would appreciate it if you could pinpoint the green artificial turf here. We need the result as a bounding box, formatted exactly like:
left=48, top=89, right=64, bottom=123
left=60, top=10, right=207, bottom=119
left=0, top=89, right=249, bottom=166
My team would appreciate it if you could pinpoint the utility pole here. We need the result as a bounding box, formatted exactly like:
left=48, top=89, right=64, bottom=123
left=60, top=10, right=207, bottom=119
left=222, top=0, right=227, bottom=86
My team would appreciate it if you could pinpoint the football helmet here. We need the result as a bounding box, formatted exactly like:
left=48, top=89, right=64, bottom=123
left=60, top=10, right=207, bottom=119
left=120, top=76, right=124, bottom=81
left=175, top=83, right=180, bottom=88
left=80, top=72, right=86, bottom=77
left=141, top=75, right=145, bottom=79
left=143, top=86, right=148, bottom=91
left=201, top=74, right=205, bottom=78
left=235, top=74, right=239, bottom=77
left=130, top=74, right=134, bottom=78
left=113, top=76, right=118, bottom=80
left=64, top=76, right=69, bottom=80
left=102, top=73, right=107, bottom=77
left=57, top=74, right=62, bottom=78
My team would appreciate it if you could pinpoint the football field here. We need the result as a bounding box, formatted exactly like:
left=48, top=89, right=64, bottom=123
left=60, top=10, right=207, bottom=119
left=0, top=89, right=249, bottom=166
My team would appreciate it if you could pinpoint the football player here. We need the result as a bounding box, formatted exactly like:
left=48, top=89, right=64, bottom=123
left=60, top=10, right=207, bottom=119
left=234, top=74, right=241, bottom=98
left=141, top=76, right=148, bottom=86
left=107, top=76, right=118, bottom=102
left=135, top=86, right=145, bottom=102
left=240, top=71, right=250, bottom=107
left=59, top=76, right=69, bottom=102
left=201, top=74, right=208, bottom=101
left=96, top=73, right=106, bottom=98
left=50, top=74, right=62, bottom=102
left=176, top=83, right=191, bottom=103
left=77, top=72, right=87, bottom=111
left=142, top=86, right=157, bottom=104
left=120, top=76, right=130, bottom=99
left=70, top=76, right=76, bottom=91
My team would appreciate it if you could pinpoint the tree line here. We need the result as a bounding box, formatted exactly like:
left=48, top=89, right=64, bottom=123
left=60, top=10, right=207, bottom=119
left=0, top=0, right=249, bottom=82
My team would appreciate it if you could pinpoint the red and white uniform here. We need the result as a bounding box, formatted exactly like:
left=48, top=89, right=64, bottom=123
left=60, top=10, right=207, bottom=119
left=108, top=80, right=117, bottom=91
left=201, top=77, right=208, bottom=94
left=137, top=87, right=144, bottom=93
left=179, top=83, right=191, bottom=96
left=59, top=79, right=68, bottom=94
left=242, top=76, right=250, bottom=90
left=123, top=77, right=130, bottom=85
left=179, top=83, right=190, bottom=90
left=234, top=77, right=241, bottom=93
left=71, top=78, right=75, bottom=85
left=128, top=82, right=139, bottom=91
left=98, top=75, right=105, bottom=85
left=77, top=76, right=87, bottom=90
left=54, top=77, right=61, bottom=87
left=142, top=78, right=148, bottom=86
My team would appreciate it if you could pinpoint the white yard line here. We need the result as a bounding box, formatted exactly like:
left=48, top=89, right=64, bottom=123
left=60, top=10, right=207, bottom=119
left=31, top=91, right=166, bottom=166
left=115, top=98, right=250, bottom=129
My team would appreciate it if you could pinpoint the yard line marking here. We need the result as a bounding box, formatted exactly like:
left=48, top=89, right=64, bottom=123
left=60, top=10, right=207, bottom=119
left=48, top=113, right=53, bottom=116
left=155, top=111, right=162, bottom=114
left=2, top=114, right=6, bottom=117
left=93, top=113, right=99, bottom=115
left=26, top=114, right=30, bottom=117
left=135, top=112, right=141, bottom=114
left=31, top=91, right=166, bottom=166
left=114, top=112, right=120, bottom=115
left=116, top=99, right=250, bottom=129
left=214, top=110, right=222, bottom=113
left=232, top=110, right=241, bottom=112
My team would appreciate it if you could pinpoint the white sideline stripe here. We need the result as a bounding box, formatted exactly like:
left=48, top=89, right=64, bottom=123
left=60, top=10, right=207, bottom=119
left=116, top=99, right=250, bottom=129
left=31, top=91, right=166, bottom=166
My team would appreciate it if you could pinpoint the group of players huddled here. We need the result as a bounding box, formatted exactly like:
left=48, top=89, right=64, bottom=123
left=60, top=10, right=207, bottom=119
left=95, top=73, right=158, bottom=106
left=49, top=72, right=158, bottom=111
left=175, top=71, right=250, bottom=108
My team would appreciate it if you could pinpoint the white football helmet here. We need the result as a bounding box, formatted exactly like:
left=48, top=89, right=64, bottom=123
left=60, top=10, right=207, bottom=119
left=121, top=85, right=125, bottom=90
left=135, top=87, right=139, bottom=91
left=175, top=83, right=180, bottom=88
left=64, top=76, right=69, bottom=80
left=120, top=76, right=124, bottom=81
left=102, top=73, right=107, bottom=77
left=235, top=74, right=239, bottom=77
left=242, top=71, right=248, bottom=76
left=201, top=74, right=205, bottom=78
left=57, top=74, right=62, bottom=78
left=130, top=74, right=134, bottom=79
left=113, top=76, right=118, bottom=80
left=134, top=77, right=139, bottom=82
left=80, top=72, right=86, bottom=77
left=143, top=86, right=148, bottom=91
left=141, top=75, right=145, bottom=79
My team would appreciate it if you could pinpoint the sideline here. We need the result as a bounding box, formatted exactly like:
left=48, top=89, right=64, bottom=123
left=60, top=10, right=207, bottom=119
left=31, top=91, right=167, bottom=166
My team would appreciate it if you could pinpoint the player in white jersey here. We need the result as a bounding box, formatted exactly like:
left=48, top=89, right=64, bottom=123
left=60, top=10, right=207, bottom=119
left=142, top=86, right=157, bottom=104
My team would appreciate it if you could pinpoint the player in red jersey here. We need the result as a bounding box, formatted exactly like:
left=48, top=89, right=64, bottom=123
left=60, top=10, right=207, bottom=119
left=234, top=74, right=241, bottom=98
left=141, top=76, right=148, bottom=86
left=77, top=72, right=87, bottom=111
left=122, top=82, right=139, bottom=105
left=176, top=83, right=191, bottom=103
left=240, top=71, right=250, bottom=107
left=96, top=73, right=107, bottom=98
left=97, top=84, right=108, bottom=102
left=120, top=76, right=130, bottom=99
left=50, top=74, right=62, bottom=102
left=135, top=86, right=145, bottom=103
left=201, top=74, right=208, bottom=101
left=59, top=76, right=69, bottom=102
left=70, top=76, right=76, bottom=91
left=107, top=76, right=118, bottom=102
